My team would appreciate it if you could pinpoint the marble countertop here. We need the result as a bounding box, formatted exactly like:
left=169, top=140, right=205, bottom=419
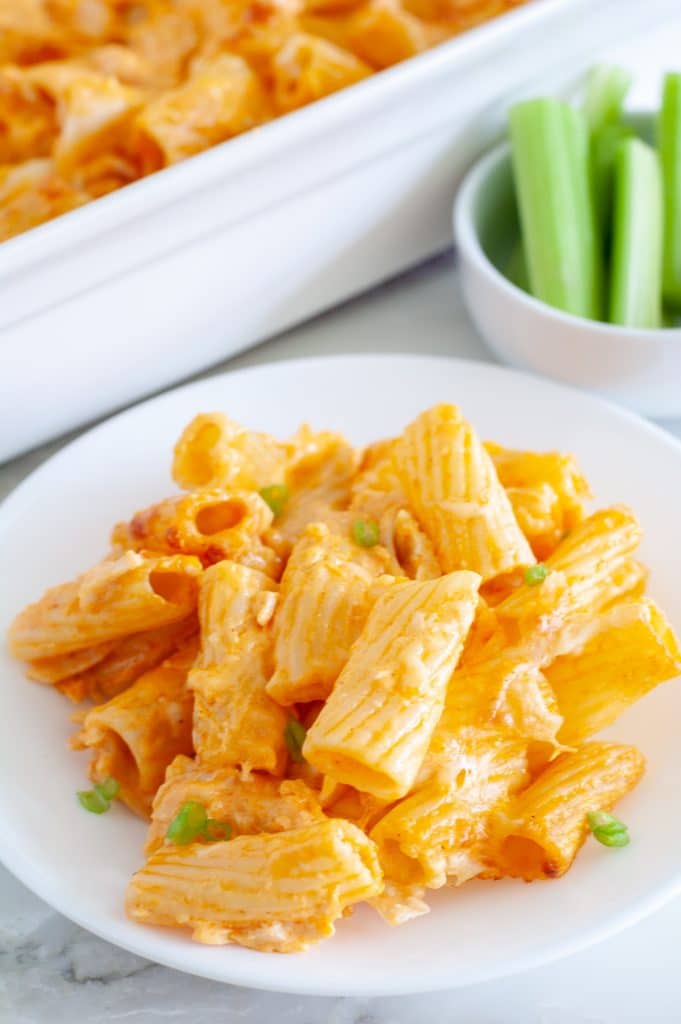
left=4, top=23, right=681, bottom=1023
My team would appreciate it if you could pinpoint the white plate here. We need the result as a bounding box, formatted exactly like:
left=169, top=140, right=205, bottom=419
left=1, top=354, right=680, bottom=997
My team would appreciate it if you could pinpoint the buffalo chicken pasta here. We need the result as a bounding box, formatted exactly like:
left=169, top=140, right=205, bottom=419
left=7, top=403, right=681, bottom=953
left=0, top=0, right=531, bottom=243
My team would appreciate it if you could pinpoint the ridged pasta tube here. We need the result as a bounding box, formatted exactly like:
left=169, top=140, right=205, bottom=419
left=126, top=819, right=383, bottom=952
left=189, top=561, right=287, bottom=774
left=304, top=570, right=481, bottom=800
left=394, top=405, right=535, bottom=580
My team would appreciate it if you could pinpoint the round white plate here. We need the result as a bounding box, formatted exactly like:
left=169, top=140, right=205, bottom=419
left=1, top=354, right=680, bottom=997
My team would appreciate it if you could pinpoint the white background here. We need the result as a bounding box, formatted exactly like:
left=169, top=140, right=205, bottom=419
left=2, top=15, right=681, bottom=1023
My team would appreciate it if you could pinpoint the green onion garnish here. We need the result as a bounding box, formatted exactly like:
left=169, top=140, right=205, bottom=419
left=77, top=776, right=120, bottom=815
left=284, top=718, right=307, bottom=764
left=524, top=563, right=548, bottom=587
left=165, top=801, right=232, bottom=845
left=351, top=519, right=379, bottom=548
left=587, top=810, right=631, bottom=848
left=203, top=819, right=232, bottom=841
left=94, top=777, right=120, bottom=801
left=259, top=484, right=289, bottom=517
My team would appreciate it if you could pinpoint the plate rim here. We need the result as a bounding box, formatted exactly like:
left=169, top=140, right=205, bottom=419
left=2, top=352, right=681, bottom=996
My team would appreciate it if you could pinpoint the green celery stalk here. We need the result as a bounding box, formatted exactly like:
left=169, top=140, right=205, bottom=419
left=583, top=66, right=632, bottom=245
left=591, top=121, right=633, bottom=238
left=583, top=65, right=632, bottom=134
left=506, top=238, right=530, bottom=292
left=659, top=73, right=681, bottom=307
left=609, top=137, right=663, bottom=328
left=509, top=98, right=603, bottom=319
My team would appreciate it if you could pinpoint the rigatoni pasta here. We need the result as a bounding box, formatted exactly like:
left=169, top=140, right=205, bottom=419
left=303, top=570, right=481, bottom=799
left=189, top=560, right=288, bottom=775
left=394, top=404, right=535, bottom=580
left=0, top=0, right=531, bottom=243
left=7, top=402, right=679, bottom=954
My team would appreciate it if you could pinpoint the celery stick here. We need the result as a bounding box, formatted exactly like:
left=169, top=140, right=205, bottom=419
left=583, top=67, right=632, bottom=246
left=591, top=121, right=632, bottom=238
left=609, top=138, right=663, bottom=328
left=509, top=98, right=602, bottom=319
left=583, top=65, right=632, bottom=134
left=506, top=238, right=529, bottom=292
left=659, top=73, right=681, bottom=307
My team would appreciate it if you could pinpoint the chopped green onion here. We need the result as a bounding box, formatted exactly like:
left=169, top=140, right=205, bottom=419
left=259, top=484, right=289, bottom=517
left=524, top=563, right=548, bottom=587
left=583, top=65, right=632, bottom=135
left=351, top=519, right=379, bottom=548
left=203, top=819, right=232, bottom=842
left=165, top=802, right=233, bottom=845
left=659, top=73, right=681, bottom=307
left=77, top=789, right=111, bottom=814
left=94, top=777, right=120, bottom=801
left=509, top=98, right=602, bottom=320
left=587, top=810, right=631, bottom=848
left=166, top=801, right=208, bottom=844
left=609, top=137, right=663, bottom=328
left=284, top=718, right=307, bottom=764
left=77, top=776, right=120, bottom=814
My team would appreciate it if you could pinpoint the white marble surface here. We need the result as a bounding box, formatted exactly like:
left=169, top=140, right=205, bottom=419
left=4, top=21, right=681, bottom=1023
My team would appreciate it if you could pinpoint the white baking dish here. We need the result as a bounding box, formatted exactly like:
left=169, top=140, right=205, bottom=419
left=1, top=0, right=677, bottom=461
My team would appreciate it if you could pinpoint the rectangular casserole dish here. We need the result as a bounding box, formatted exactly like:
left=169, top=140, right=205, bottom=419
left=1, top=0, right=676, bottom=461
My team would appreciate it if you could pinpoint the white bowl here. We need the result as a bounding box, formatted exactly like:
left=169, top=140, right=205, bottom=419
left=453, top=113, right=681, bottom=419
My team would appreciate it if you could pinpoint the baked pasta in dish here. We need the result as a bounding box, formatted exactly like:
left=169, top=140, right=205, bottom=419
left=0, top=0, right=531, bottom=242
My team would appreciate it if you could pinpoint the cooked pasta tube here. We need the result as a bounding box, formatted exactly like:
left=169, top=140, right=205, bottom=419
left=302, top=0, right=441, bottom=69
left=349, top=444, right=441, bottom=578
left=111, top=487, right=278, bottom=575
left=494, top=507, right=643, bottom=643
left=349, top=440, right=404, bottom=521
left=135, top=54, right=271, bottom=170
left=56, top=616, right=198, bottom=702
left=27, top=639, right=117, bottom=685
left=548, top=598, right=681, bottom=745
left=189, top=561, right=287, bottom=774
left=145, top=754, right=324, bottom=855
left=267, top=522, right=394, bottom=705
left=172, top=412, right=288, bottom=492
left=387, top=507, right=441, bottom=580
left=27, top=617, right=198, bottom=703
left=7, top=551, right=202, bottom=660
left=126, top=818, right=383, bottom=952
left=72, top=644, right=196, bottom=818
left=304, top=570, right=481, bottom=800
left=272, top=32, right=371, bottom=113
left=371, top=726, right=529, bottom=893
left=13, top=62, right=144, bottom=175
left=394, top=404, right=535, bottom=580
left=265, top=429, right=360, bottom=559
left=490, top=742, right=645, bottom=880
left=438, top=656, right=564, bottom=756
left=485, top=443, right=591, bottom=526
left=502, top=482, right=569, bottom=561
